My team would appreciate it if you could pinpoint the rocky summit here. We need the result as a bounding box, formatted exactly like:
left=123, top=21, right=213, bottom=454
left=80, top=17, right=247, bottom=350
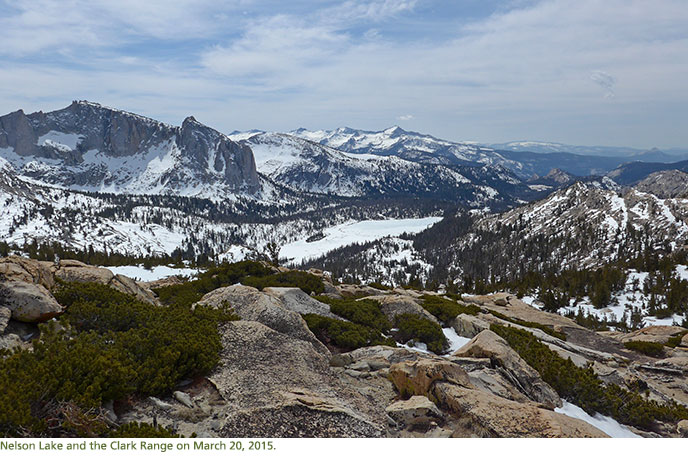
left=0, top=101, right=260, bottom=197
left=1, top=258, right=686, bottom=438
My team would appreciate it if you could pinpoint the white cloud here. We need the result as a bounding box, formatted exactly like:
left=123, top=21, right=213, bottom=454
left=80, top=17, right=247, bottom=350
left=0, top=0, right=245, bottom=55
left=397, top=114, right=414, bottom=121
left=590, top=71, right=616, bottom=99
left=200, top=14, right=350, bottom=79
left=317, top=0, right=417, bottom=24
left=1, top=0, right=687, bottom=147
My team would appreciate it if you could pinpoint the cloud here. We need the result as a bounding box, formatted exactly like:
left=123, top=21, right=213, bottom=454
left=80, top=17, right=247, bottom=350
left=200, top=15, right=350, bottom=80
left=397, top=114, right=414, bottom=121
left=0, top=0, right=248, bottom=56
left=317, top=0, right=417, bottom=24
left=1, top=0, right=687, bottom=147
left=590, top=71, right=616, bottom=99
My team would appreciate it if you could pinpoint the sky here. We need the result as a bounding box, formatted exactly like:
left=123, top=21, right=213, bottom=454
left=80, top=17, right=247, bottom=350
left=0, top=0, right=687, bottom=149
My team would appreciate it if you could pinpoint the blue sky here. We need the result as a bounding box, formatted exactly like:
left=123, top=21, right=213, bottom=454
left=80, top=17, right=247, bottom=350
left=1, top=0, right=687, bottom=148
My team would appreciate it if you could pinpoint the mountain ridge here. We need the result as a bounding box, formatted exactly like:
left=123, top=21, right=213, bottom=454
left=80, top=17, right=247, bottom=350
left=0, top=100, right=262, bottom=199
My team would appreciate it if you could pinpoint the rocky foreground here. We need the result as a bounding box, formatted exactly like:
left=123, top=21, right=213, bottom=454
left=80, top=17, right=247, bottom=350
left=1, top=256, right=687, bottom=438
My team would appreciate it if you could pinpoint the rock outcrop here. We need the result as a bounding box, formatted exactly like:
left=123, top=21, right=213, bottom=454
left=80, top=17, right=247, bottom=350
left=678, top=419, right=688, bottom=438
left=0, top=256, right=55, bottom=289
left=53, top=259, right=115, bottom=285
left=0, top=257, right=159, bottom=308
left=451, top=313, right=490, bottom=338
left=121, top=320, right=388, bottom=438
left=335, top=284, right=384, bottom=298
left=388, top=358, right=606, bottom=438
left=0, top=306, right=10, bottom=332
left=196, top=284, right=329, bottom=354
left=212, top=321, right=381, bottom=437
left=385, top=396, right=443, bottom=430
left=363, top=295, right=440, bottom=325
left=453, top=330, right=561, bottom=408
left=0, top=280, right=63, bottom=323
left=604, top=325, right=686, bottom=345
left=436, top=384, right=606, bottom=438
left=263, top=287, right=343, bottom=320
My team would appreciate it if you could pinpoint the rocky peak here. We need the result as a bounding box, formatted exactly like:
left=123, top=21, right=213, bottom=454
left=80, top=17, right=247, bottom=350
left=182, top=115, right=199, bottom=126
left=0, top=101, right=262, bottom=198
left=543, top=168, right=575, bottom=185
left=0, top=109, right=36, bottom=156
left=176, top=115, right=260, bottom=192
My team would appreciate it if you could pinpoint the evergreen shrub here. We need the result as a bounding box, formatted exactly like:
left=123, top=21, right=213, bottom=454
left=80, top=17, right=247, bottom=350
left=490, top=324, right=688, bottom=429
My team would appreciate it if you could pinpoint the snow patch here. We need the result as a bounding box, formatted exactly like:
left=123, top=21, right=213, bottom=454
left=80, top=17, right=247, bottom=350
left=38, top=131, right=84, bottom=151
left=105, top=265, right=198, bottom=282
left=217, top=244, right=256, bottom=263
left=555, top=401, right=640, bottom=438
left=442, top=327, right=471, bottom=355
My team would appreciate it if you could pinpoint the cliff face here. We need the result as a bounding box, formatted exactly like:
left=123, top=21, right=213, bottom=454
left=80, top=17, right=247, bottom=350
left=0, top=101, right=262, bottom=197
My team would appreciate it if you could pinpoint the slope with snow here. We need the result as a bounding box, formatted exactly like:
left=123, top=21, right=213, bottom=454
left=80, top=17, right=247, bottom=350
left=231, top=131, right=534, bottom=207
left=523, top=267, right=686, bottom=328
left=476, top=181, right=688, bottom=269
left=290, top=126, right=525, bottom=174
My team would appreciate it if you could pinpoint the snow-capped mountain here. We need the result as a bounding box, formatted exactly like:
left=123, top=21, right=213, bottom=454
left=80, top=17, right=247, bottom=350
left=480, top=182, right=687, bottom=265
left=289, top=126, right=525, bottom=174
left=1, top=148, right=458, bottom=260
left=0, top=101, right=261, bottom=199
left=0, top=102, right=554, bottom=208
left=305, top=172, right=688, bottom=286
left=288, top=126, right=675, bottom=180
left=0, top=101, right=561, bottom=261
left=232, top=131, right=537, bottom=206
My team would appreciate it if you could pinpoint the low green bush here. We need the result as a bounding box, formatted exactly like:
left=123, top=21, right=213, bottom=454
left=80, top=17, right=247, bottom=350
left=487, top=309, right=567, bottom=341
left=624, top=341, right=665, bottom=358
left=665, top=331, right=687, bottom=348
left=0, top=281, right=236, bottom=436
left=155, top=261, right=324, bottom=309
left=302, top=314, right=395, bottom=352
left=491, top=324, right=688, bottom=430
left=155, top=260, right=274, bottom=308
left=419, top=295, right=479, bottom=325
left=241, top=270, right=324, bottom=294
left=315, top=296, right=390, bottom=332
left=394, top=314, right=448, bottom=355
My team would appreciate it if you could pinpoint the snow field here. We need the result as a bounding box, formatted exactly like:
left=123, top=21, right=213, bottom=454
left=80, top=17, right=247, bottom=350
left=279, top=217, right=443, bottom=264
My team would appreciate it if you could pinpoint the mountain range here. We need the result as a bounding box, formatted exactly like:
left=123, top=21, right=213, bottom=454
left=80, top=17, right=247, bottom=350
left=2, top=100, right=688, bottom=268
left=488, top=140, right=688, bottom=161
left=305, top=171, right=688, bottom=288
